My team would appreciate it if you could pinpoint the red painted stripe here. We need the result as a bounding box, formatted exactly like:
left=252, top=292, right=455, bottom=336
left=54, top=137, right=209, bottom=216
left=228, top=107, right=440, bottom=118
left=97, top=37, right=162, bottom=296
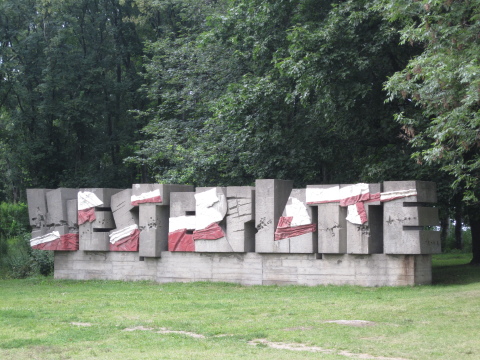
left=193, top=222, right=225, bottom=241
left=274, top=216, right=317, bottom=241
left=109, top=229, right=140, bottom=252
left=31, top=233, right=79, bottom=251
left=356, top=202, right=368, bottom=224
left=168, top=229, right=195, bottom=252
left=78, top=208, right=96, bottom=225
left=131, top=196, right=162, bottom=207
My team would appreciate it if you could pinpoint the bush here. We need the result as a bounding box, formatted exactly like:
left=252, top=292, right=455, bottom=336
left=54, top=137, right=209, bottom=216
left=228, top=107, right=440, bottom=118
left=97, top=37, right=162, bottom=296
left=443, top=222, right=472, bottom=253
left=0, top=202, right=54, bottom=278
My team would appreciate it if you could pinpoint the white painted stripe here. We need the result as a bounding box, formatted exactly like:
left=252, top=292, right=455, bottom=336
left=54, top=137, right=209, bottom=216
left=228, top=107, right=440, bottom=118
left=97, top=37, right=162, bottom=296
left=131, top=189, right=161, bottom=203
left=30, top=231, right=60, bottom=246
left=195, top=188, right=227, bottom=230
left=380, top=189, right=417, bottom=201
left=345, top=204, right=362, bottom=225
left=78, top=191, right=103, bottom=210
left=285, top=197, right=311, bottom=226
left=306, top=185, right=340, bottom=203
left=195, top=188, right=219, bottom=208
left=339, top=183, right=370, bottom=199
left=109, top=224, right=138, bottom=244
left=169, top=215, right=196, bottom=232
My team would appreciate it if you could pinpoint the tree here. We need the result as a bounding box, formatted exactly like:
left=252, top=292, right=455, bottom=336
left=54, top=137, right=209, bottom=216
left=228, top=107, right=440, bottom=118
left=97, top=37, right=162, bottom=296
left=376, top=0, right=480, bottom=262
left=133, top=0, right=437, bottom=188
left=0, top=0, right=149, bottom=199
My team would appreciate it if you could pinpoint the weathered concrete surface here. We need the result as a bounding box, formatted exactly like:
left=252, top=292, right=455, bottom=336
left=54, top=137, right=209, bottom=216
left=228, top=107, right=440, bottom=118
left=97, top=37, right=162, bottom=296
left=111, top=189, right=139, bottom=229
left=132, top=184, right=193, bottom=205
left=26, top=189, right=51, bottom=228
left=194, top=187, right=230, bottom=252
left=276, top=189, right=317, bottom=254
left=66, top=199, right=78, bottom=232
left=383, top=181, right=440, bottom=254
left=46, top=188, right=78, bottom=226
left=255, top=179, right=293, bottom=253
left=54, top=251, right=432, bottom=286
left=312, top=190, right=347, bottom=254
left=226, top=186, right=255, bottom=252
left=345, top=183, right=383, bottom=255
left=79, top=188, right=121, bottom=251
left=138, top=204, right=169, bottom=257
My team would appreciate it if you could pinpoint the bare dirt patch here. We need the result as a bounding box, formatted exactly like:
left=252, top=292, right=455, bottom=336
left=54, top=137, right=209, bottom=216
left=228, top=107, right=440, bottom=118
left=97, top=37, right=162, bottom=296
left=122, top=325, right=205, bottom=338
left=156, top=328, right=205, bottom=338
left=122, top=326, right=154, bottom=331
left=283, top=326, right=315, bottom=331
left=248, top=339, right=409, bottom=360
left=70, top=322, right=92, bottom=327
left=323, top=320, right=376, bottom=327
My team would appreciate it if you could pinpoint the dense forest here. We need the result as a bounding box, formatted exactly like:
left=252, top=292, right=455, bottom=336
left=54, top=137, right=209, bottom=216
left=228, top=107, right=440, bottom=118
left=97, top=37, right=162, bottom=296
left=0, top=0, right=478, bottom=259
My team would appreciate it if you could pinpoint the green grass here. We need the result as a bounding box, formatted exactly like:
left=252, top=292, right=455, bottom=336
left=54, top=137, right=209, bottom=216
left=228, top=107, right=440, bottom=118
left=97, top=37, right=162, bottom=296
left=0, top=253, right=479, bottom=360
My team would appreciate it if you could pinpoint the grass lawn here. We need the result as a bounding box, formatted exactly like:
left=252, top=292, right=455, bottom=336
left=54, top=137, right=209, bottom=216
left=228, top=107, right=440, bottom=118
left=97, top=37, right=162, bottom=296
left=1, top=253, right=479, bottom=360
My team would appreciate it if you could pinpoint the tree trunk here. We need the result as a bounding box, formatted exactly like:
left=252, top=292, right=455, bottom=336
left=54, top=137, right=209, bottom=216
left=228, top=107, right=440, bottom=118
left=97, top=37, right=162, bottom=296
left=467, top=204, right=480, bottom=264
left=439, top=215, right=449, bottom=250
left=454, top=204, right=463, bottom=250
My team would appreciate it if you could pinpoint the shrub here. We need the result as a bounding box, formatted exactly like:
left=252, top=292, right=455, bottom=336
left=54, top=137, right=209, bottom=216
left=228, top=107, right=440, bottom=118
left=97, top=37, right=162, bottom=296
left=0, top=202, right=54, bottom=278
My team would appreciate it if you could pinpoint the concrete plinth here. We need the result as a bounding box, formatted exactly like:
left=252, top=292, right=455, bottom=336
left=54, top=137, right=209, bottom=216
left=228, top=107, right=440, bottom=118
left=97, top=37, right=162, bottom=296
left=54, top=251, right=432, bottom=286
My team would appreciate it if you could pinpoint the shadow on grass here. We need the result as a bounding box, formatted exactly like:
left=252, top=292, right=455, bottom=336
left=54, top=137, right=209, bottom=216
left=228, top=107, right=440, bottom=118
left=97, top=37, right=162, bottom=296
left=432, top=253, right=480, bottom=285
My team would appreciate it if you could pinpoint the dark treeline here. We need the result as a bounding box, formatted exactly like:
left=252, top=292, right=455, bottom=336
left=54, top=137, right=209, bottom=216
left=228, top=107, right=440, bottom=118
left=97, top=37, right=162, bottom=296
left=0, top=0, right=478, bottom=259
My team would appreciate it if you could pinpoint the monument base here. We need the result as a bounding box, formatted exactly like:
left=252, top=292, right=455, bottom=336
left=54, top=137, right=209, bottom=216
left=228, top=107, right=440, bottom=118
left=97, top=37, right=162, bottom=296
left=54, top=252, right=431, bottom=286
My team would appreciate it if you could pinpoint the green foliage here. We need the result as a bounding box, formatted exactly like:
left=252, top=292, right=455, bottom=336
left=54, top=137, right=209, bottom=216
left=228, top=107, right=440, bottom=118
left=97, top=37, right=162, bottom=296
left=376, top=0, right=480, bottom=200
left=130, top=0, right=438, bottom=188
left=0, top=0, right=150, bottom=199
left=2, top=265, right=480, bottom=359
left=443, top=224, right=472, bottom=254
left=0, top=202, right=53, bottom=278
left=0, top=202, right=29, bottom=259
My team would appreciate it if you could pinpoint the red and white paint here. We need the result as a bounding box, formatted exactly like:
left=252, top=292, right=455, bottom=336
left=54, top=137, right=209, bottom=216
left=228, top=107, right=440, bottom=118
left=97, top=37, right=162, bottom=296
left=275, top=197, right=316, bottom=241
left=307, top=184, right=418, bottom=225
left=109, top=224, right=140, bottom=251
left=30, top=231, right=79, bottom=251
left=78, top=191, right=104, bottom=225
left=306, top=184, right=375, bottom=225
left=131, top=189, right=162, bottom=206
left=193, top=188, right=227, bottom=240
left=168, top=215, right=196, bottom=251
left=380, top=189, right=417, bottom=202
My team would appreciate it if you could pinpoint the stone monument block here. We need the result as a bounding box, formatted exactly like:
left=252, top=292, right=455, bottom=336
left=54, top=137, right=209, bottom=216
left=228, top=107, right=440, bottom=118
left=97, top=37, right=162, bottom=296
left=26, top=189, right=51, bottom=228
left=139, top=204, right=169, bottom=257
left=111, top=189, right=138, bottom=229
left=46, top=188, right=78, bottom=226
left=133, top=184, right=193, bottom=256
left=383, top=181, right=440, bottom=254
left=307, top=184, right=347, bottom=254
left=194, top=187, right=231, bottom=252
left=273, top=189, right=317, bottom=253
left=132, top=184, right=194, bottom=206
left=79, top=188, right=123, bottom=208
left=80, top=231, right=110, bottom=252
left=255, top=179, right=294, bottom=253
left=66, top=199, right=78, bottom=232
left=168, top=192, right=196, bottom=252
left=226, top=186, right=256, bottom=252
left=78, top=188, right=120, bottom=251
left=343, top=183, right=383, bottom=254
